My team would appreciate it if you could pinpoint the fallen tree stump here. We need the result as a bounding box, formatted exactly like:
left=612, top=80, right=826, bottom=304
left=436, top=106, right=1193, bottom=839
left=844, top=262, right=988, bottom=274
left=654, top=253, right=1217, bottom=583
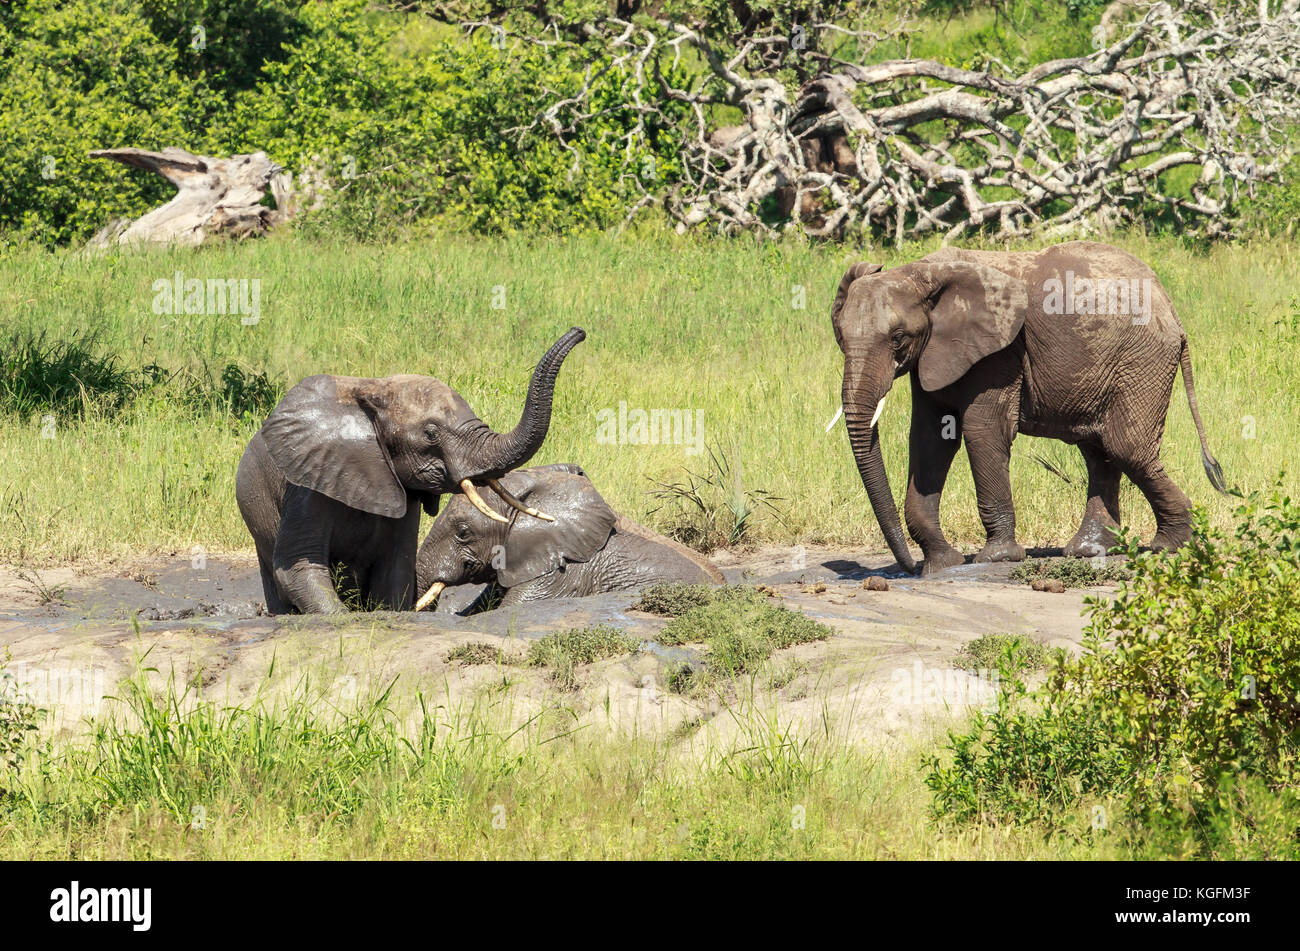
left=87, top=147, right=300, bottom=248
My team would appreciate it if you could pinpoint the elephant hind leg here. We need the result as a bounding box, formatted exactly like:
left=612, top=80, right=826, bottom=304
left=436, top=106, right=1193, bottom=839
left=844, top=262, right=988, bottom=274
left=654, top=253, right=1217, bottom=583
left=1064, top=442, right=1122, bottom=558
left=963, top=423, right=1025, bottom=564
left=1120, top=457, right=1192, bottom=550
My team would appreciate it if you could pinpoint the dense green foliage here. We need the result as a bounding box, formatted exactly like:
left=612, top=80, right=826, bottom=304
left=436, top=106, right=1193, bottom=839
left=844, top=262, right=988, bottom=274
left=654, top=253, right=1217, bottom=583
left=3, top=0, right=1297, bottom=244
left=926, top=488, right=1300, bottom=856
left=0, top=0, right=681, bottom=244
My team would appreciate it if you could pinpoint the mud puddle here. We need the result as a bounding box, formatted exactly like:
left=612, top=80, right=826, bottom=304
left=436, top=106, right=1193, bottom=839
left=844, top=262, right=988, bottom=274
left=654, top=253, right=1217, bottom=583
left=0, top=547, right=1118, bottom=743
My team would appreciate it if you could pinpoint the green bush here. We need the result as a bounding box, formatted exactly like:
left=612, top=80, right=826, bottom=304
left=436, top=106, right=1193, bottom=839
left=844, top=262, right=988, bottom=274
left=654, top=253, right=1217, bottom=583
left=0, top=654, right=42, bottom=798
left=1, top=0, right=687, bottom=245
left=925, top=487, right=1300, bottom=853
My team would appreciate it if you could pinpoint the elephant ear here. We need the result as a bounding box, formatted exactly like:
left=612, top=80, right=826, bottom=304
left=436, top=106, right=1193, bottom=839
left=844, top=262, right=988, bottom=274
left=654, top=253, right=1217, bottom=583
left=830, top=261, right=883, bottom=336
left=496, top=469, right=616, bottom=588
left=912, top=259, right=1029, bottom=392
left=259, top=375, right=408, bottom=518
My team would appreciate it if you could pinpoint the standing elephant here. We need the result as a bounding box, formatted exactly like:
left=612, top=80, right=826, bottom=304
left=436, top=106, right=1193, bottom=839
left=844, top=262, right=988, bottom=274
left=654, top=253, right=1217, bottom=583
left=236, top=328, right=585, bottom=613
left=831, top=241, right=1225, bottom=576
left=414, top=463, right=724, bottom=610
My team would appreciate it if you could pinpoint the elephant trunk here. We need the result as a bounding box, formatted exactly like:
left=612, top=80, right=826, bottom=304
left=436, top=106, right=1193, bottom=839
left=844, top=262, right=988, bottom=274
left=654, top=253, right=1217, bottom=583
left=843, top=352, right=917, bottom=574
left=474, top=327, right=585, bottom=478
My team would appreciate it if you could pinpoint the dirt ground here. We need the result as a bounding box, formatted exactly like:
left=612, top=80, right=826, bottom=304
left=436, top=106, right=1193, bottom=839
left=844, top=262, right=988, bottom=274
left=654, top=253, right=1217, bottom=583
left=0, top=546, right=1111, bottom=747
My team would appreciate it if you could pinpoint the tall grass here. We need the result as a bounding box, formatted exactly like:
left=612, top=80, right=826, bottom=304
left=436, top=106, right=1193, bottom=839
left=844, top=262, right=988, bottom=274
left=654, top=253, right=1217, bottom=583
left=0, top=329, right=136, bottom=417
left=0, top=231, right=1296, bottom=563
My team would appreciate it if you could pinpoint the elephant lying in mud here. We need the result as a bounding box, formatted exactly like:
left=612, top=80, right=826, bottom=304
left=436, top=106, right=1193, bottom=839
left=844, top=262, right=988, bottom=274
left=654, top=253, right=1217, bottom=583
left=236, top=328, right=585, bottom=614
left=414, top=464, right=723, bottom=610
left=831, top=241, right=1226, bottom=576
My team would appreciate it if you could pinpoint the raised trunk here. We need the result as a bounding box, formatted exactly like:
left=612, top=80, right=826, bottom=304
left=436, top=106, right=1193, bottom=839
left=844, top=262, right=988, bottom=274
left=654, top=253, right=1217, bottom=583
left=473, top=327, right=586, bottom=477
left=843, top=354, right=916, bottom=573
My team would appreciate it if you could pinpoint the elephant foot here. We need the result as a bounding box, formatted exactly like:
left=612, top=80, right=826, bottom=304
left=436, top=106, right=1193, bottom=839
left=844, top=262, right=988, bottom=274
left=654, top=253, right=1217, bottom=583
left=921, top=546, right=966, bottom=576
left=1148, top=528, right=1191, bottom=552
left=974, top=539, right=1026, bottom=564
left=1063, top=524, right=1119, bottom=559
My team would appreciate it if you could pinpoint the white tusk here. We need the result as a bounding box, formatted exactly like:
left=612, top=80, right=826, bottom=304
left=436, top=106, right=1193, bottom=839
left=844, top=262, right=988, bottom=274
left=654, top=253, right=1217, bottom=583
left=459, top=479, right=509, bottom=524
left=415, top=581, right=445, bottom=612
left=487, top=478, right=554, bottom=521
left=869, top=395, right=887, bottom=428
left=824, top=406, right=843, bottom=433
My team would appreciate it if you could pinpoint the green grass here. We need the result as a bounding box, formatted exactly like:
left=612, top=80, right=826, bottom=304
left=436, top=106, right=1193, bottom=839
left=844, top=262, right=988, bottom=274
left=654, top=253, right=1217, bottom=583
left=446, top=641, right=516, bottom=667
left=0, top=231, right=1296, bottom=564
left=631, top=582, right=766, bottom=616
left=523, top=625, right=641, bottom=690
left=953, top=633, right=1062, bottom=672
left=650, top=586, right=832, bottom=691
left=445, top=626, right=641, bottom=689
left=0, top=660, right=1148, bottom=860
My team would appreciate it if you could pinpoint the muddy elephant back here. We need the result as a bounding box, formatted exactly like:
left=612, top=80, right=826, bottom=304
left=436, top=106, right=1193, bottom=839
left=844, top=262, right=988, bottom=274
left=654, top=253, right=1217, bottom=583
left=612, top=516, right=725, bottom=584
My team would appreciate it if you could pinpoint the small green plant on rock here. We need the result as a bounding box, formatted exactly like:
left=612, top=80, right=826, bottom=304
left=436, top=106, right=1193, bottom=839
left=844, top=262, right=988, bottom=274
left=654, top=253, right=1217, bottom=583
left=1010, top=557, right=1130, bottom=588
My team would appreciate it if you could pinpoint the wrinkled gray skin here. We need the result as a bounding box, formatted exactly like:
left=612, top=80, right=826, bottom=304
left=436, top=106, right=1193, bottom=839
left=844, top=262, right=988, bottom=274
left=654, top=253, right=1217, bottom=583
left=833, top=241, right=1226, bottom=577
left=236, top=328, right=585, bottom=613
left=415, top=464, right=724, bottom=608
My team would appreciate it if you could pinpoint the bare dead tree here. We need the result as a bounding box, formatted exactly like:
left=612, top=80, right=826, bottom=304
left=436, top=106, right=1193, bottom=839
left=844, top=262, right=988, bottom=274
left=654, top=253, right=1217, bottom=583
left=398, top=0, right=1300, bottom=241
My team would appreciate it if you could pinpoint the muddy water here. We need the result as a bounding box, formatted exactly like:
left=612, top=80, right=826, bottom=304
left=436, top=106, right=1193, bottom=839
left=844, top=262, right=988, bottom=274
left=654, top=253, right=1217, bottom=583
left=0, top=547, right=1115, bottom=742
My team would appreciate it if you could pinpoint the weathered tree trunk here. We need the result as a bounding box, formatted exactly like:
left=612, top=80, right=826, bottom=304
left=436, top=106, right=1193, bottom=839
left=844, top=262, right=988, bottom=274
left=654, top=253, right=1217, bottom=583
left=87, top=147, right=296, bottom=248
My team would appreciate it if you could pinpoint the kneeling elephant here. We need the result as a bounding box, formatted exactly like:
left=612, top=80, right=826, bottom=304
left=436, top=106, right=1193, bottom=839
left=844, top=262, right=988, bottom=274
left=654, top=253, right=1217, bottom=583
left=415, top=464, right=723, bottom=609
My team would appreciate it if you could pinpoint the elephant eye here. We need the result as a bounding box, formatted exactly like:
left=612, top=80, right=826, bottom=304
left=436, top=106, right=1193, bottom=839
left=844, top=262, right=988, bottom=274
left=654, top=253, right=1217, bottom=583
left=891, top=332, right=908, bottom=349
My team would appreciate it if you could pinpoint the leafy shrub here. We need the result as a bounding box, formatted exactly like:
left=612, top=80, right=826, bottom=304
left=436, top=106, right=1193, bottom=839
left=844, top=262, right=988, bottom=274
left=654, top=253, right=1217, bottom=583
left=0, top=654, right=42, bottom=798
left=1010, top=556, right=1130, bottom=588
left=1239, top=152, right=1300, bottom=238
left=926, top=487, right=1300, bottom=853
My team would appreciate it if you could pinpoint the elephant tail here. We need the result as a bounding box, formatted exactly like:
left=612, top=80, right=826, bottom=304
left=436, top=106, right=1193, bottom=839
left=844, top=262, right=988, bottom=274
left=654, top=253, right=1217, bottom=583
left=1179, top=335, right=1228, bottom=494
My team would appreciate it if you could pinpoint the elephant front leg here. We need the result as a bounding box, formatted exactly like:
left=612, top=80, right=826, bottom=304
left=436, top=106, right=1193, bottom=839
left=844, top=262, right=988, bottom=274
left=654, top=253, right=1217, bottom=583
left=963, top=417, right=1025, bottom=564
left=272, top=490, right=347, bottom=614
left=1064, top=442, right=1122, bottom=558
left=904, top=385, right=964, bottom=575
left=272, top=551, right=347, bottom=613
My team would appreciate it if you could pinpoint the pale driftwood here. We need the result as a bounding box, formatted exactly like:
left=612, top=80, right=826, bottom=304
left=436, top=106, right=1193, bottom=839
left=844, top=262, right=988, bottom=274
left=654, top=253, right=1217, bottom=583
left=87, top=147, right=290, bottom=247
